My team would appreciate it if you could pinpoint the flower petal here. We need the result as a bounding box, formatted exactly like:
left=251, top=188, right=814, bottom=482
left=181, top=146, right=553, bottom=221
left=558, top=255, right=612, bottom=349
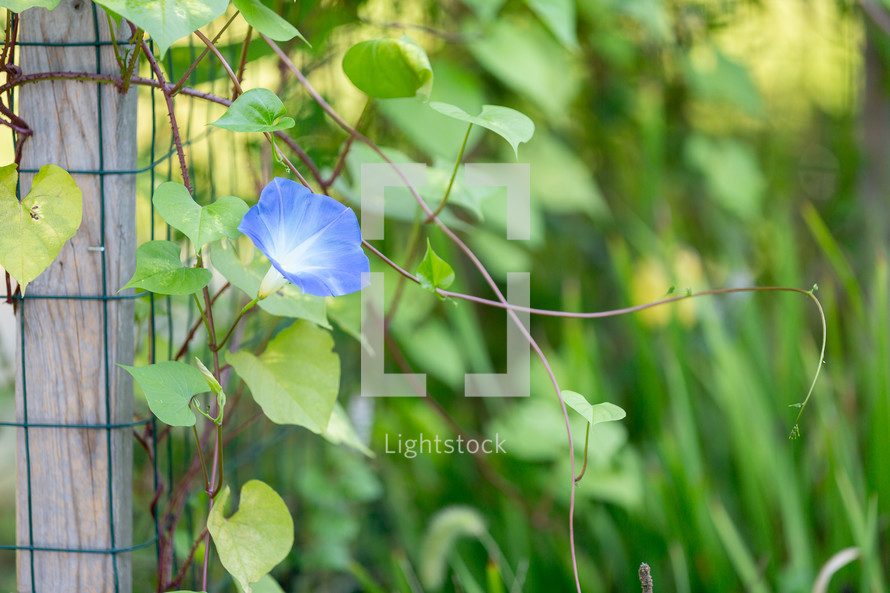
left=238, top=178, right=370, bottom=297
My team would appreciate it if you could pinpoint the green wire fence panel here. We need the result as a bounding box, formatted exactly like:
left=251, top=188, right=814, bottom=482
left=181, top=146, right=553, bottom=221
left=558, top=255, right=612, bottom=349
left=0, top=2, right=160, bottom=591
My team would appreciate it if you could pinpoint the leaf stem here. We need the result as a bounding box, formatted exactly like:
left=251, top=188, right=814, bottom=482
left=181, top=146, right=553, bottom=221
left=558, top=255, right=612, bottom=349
left=426, top=122, right=473, bottom=222
left=191, top=423, right=211, bottom=492
left=574, top=422, right=590, bottom=482
left=212, top=297, right=259, bottom=353
left=104, top=13, right=126, bottom=75
left=213, top=424, right=224, bottom=495
left=192, top=293, right=213, bottom=340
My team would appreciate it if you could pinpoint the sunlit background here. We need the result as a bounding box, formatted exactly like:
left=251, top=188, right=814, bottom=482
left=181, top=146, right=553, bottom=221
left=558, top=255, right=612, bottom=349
left=1, top=0, right=888, bottom=591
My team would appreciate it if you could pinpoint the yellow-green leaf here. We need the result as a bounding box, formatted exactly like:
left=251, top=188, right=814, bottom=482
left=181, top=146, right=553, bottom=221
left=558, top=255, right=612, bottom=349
left=0, top=163, right=82, bottom=294
left=208, top=480, right=294, bottom=593
left=227, top=320, right=339, bottom=432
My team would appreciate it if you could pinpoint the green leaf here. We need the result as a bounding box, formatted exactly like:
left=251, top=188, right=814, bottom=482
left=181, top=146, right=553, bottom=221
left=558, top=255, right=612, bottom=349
left=416, top=239, right=455, bottom=293
left=0, top=163, right=82, bottom=294
left=486, top=398, right=577, bottom=462
left=322, top=404, right=374, bottom=457
left=375, top=60, right=487, bottom=160
left=208, top=480, right=294, bottom=593
left=562, top=390, right=626, bottom=425
left=152, top=182, right=249, bottom=252
left=429, top=102, right=534, bottom=157
left=195, top=357, right=226, bottom=423
left=525, top=0, right=578, bottom=48
left=342, top=36, right=433, bottom=100
left=227, top=320, right=340, bottom=432
left=121, top=240, right=212, bottom=295
left=232, top=0, right=307, bottom=43
left=210, top=242, right=328, bottom=328
left=0, top=0, right=60, bottom=11
left=684, top=135, right=765, bottom=220
left=209, top=88, right=295, bottom=133
left=93, top=0, right=228, bottom=57
left=235, top=575, right=285, bottom=593
left=524, top=132, right=609, bottom=219
left=119, top=361, right=208, bottom=426
left=468, top=17, right=582, bottom=120
left=685, top=49, right=763, bottom=118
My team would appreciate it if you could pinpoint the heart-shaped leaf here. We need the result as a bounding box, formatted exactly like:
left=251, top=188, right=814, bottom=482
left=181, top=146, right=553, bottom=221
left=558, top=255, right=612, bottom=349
left=0, top=163, right=82, bottom=294
left=119, top=361, right=208, bottom=426
left=416, top=239, right=455, bottom=293
left=121, top=240, right=211, bottom=295
left=227, top=320, right=339, bottom=433
left=562, top=390, right=626, bottom=425
left=209, top=88, right=295, bottom=133
left=208, top=480, right=294, bottom=593
left=152, top=182, right=249, bottom=253
left=342, top=36, right=433, bottom=100
left=429, top=102, right=534, bottom=156
left=93, top=0, right=228, bottom=57
left=232, top=0, right=307, bottom=43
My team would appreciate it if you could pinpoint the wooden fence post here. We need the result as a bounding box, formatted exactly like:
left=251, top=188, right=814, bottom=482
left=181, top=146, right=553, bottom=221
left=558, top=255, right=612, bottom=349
left=15, top=1, right=136, bottom=591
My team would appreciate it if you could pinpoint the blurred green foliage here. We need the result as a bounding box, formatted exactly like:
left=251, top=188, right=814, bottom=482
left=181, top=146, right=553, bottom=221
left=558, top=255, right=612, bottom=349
left=2, top=0, right=889, bottom=591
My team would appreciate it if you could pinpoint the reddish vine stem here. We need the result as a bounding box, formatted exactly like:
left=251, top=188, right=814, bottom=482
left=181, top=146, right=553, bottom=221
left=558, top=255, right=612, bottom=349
left=262, top=34, right=585, bottom=593
left=0, top=115, right=30, bottom=135
left=380, top=326, right=537, bottom=518
left=0, top=101, right=30, bottom=132
left=0, top=23, right=827, bottom=593
left=0, top=12, right=12, bottom=68
left=1, top=12, right=19, bottom=111
left=158, top=420, right=215, bottom=590
left=5, top=271, right=13, bottom=306
left=140, top=39, right=193, bottom=194
left=198, top=268, right=224, bottom=589
left=170, top=11, right=241, bottom=95
left=168, top=526, right=210, bottom=590
left=322, top=99, right=371, bottom=192
left=272, top=130, right=325, bottom=187
left=174, top=282, right=231, bottom=361
left=0, top=70, right=327, bottom=188
left=234, top=25, right=253, bottom=99
left=192, top=29, right=313, bottom=188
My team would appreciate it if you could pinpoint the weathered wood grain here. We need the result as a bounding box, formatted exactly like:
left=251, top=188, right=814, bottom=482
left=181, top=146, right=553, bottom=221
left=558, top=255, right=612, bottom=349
left=15, top=1, right=136, bottom=591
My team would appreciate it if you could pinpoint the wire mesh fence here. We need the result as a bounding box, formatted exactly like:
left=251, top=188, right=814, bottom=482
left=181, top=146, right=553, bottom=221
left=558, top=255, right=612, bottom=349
left=0, top=3, right=242, bottom=589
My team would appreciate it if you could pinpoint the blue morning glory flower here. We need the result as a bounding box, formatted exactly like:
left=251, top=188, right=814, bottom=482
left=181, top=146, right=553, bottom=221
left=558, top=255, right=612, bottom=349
left=238, top=177, right=370, bottom=298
